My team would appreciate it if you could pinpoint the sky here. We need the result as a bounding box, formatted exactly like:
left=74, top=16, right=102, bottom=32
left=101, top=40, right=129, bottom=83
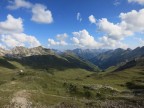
left=0, top=0, right=144, bottom=50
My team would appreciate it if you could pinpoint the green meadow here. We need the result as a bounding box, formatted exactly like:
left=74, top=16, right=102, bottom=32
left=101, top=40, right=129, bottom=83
left=0, top=57, right=144, bottom=107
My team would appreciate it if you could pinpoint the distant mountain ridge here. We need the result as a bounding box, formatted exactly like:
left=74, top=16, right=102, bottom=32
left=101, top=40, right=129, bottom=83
left=89, top=47, right=144, bottom=69
left=0, top=46, right=108, bottom=59
left=1, top=46, right=144, bottom=70
left=0, top=46, right=99, bottom=72
left=66, top=48, right=107, bottom=60
left=0, top=48, right=8, bottom=56
left=0, top=46, right=55, bottom=58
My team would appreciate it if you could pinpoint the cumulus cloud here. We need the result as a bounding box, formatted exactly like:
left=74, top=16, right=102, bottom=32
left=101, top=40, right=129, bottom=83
left=0, top=14, right=23, bottom=34
left=31, top=4, right=53, bottom=24
left=48, top=39, right=67, bottom=46
left=97, top=8, right=144, bottom=41
left=128, top=0, right=144, bottom=5
left=71, top=29, right=127, bottom=49
left=0, top=15, right=41, bottom=48
left=88, top=8, right=144, bottom=49
left=7, top=0, right=32, bottom=10
left=88, top=15, right=96, bottom=24
left=72, top=29, right=101, bottom=48
left=48, top=33, right=68, bottom=46
left=119, top=9, right=144, bottom=32
left=98, top=18, right=133, bottom=40
left=100, top=36, right=128, bottom=49
left=77, top=12, right=82, bottom=22
left=7, top=0, right=53, bottom=24
left=0, top=33, right=40, bottom=48
left=56, top=33, right=68, bottom=41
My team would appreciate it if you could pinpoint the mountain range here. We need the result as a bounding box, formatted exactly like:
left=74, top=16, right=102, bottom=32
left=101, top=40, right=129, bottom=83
left=88, top=47, right=144, bottom=69
left=67, top=47, right=144, bottom=70
left=0, top=46, right=99, bottom=72
left=1, top=46, right=144, bottom=70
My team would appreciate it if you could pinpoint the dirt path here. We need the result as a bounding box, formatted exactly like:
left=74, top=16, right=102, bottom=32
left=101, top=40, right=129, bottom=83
left=7, top=90, right=32, bottom=108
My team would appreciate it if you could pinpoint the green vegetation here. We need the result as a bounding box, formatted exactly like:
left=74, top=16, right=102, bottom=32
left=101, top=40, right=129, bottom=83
left=0, top=57, right=144, bottom=107
left=17, top=54, right=100, bottom=72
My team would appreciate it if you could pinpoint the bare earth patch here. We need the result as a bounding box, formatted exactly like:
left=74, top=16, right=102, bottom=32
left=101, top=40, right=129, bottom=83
left=10, top=81, right=17, bottom=85
left=6, top=90, right=32, bottom=108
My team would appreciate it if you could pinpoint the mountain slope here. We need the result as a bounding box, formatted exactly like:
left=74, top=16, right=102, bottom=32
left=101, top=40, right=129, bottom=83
left=66, top=48, right=107, bottom=60
left=6, top=46, right=55, bottom=58
left=89, top=47, right=144, bottom=69
left=114, top=56, right=144, bottom=72
left=0, top=57, right=16, bottom=69
left=0, top=46, right=99, bottom=72
left=18, top=54, right=99, bottom=72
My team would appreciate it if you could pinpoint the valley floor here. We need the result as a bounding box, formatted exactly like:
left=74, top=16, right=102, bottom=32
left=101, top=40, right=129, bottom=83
left=0, top=57, right=143, bottom=108
left=0, top=64, right=144, bottom=108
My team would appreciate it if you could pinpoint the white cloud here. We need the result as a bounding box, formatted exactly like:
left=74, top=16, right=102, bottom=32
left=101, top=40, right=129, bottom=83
left=97, top=8, right=144, bottom=41
left=92, top=9, right=144, bottom=49
left=88, top=15, right=96, bottom=24
left=0, top=14, right=23, bottom=34
left=92, top=8, right=144, bottom=49
left=48, top=39, right=67, bottom=46
left=98, top=18, right=133, bottom=40
left=72, top=37, right=80, bottom=44
left=7, top=0, right=53, bottom=24
left=48, top=33, right=68, bottom=46
left=72, top=29, right=101, bottom=48
left=31, top=4, right=53, bottom=24
left=71, top=29, right=128, bottom=49
left=100, top=36, right=128, bottom=49
left=7, top=0, right=32, bottom=10
left=25, top=35, right=41, bottom=47
left=128, top=0, right=144, bottom=5
left=0, top=15, right=41, bottom=48
left=56, top=33, right=68, bottom=41
left=120, top=9, right=144, bottom=32
left=47, top=29, right=128, bottom=49
left=77, top=12, right=82, bottom=22
left=0, top=33, right=40, bottom=48
left=48, top=39, right=58, bottom=46
left=113, top=0, right=120, bottom=6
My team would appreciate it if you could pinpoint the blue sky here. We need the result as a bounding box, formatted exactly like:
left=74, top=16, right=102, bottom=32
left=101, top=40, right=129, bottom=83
left=0, top=0, right=144, bottom=50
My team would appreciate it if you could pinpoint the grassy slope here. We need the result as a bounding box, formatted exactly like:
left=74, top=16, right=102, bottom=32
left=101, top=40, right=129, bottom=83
left=0, top=58, right=144, bottom=107
left=17, top=54, right=100, bottom=72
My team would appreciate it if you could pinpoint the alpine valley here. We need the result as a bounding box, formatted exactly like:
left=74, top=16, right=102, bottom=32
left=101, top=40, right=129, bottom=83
left=0, top=46, right=144, bottom=108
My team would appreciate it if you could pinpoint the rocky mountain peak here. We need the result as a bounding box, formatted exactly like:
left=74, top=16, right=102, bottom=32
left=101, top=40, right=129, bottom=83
left=0, top=47, right=8, bottom=56
left=4, top=46, right=55, bottom=58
